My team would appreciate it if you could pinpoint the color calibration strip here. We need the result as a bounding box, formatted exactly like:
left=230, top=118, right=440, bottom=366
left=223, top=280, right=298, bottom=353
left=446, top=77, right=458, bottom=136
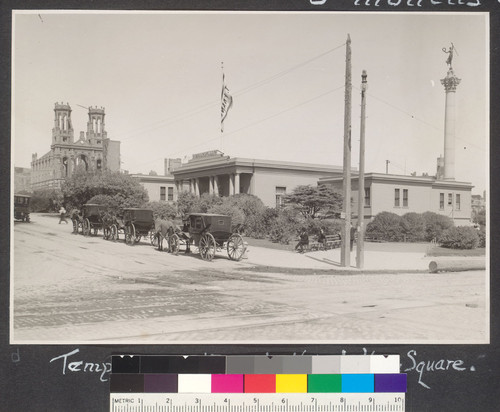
left=111, top=372, right=406, bottom=393
left=110, top=355, right=406, bottom=394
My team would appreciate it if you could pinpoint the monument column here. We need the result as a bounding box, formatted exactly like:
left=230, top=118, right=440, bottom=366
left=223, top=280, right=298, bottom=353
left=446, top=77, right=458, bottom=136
left=440, top=45, right=461, bottom=181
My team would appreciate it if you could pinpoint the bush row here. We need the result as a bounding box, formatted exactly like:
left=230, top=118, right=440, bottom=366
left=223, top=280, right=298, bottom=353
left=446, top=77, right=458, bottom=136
left=366, top=211, right=454, bottom=242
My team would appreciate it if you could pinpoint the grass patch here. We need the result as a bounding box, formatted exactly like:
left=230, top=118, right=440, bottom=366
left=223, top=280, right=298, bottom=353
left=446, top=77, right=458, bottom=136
left=426, top=245, right=485, bottom=257
left=245, top=237, right=296, bottom=252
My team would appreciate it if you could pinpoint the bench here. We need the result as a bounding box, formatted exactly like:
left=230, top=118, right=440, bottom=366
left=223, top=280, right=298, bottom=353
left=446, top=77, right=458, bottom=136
left=309, top=234, right=342, bottom=251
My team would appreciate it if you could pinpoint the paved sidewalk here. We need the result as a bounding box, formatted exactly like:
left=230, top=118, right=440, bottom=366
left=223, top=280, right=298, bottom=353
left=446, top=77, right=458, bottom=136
left=243, top=245, right=485, bottom=272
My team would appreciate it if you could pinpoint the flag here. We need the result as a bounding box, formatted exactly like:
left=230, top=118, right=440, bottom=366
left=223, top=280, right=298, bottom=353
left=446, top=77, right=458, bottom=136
left=221, top=72, right=233, bottom=132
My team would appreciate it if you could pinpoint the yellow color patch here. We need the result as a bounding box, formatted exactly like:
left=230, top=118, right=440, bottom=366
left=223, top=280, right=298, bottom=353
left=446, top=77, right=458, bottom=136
left=275, top=374, right=308, bottom=393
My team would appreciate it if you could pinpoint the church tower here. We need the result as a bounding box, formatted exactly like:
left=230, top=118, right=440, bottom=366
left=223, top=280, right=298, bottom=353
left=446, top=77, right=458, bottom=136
left=52, top=102, right=74, bottom=145
left=86, top=106, right=107, bottom=146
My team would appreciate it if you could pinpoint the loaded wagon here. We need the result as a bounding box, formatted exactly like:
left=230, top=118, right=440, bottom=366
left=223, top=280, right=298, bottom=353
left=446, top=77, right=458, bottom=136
left=14, top=194, right=31, bottom=222
left=169, top=213, right=245, bottom=261
left=123, top=208, right=155, bottom=245
left=81, top=204, right=105, bottom=236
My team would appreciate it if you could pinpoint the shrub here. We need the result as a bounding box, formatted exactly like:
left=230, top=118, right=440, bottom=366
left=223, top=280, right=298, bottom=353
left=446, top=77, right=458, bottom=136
left=145, top=201, right=177, bottom=220
left=268, top=209, right=300, bottom=244
left=400, top=212, right=426, bottom=242
left=422, top=212, right=454, bottom=241
left=30, top=189, right=63, bottom=212
left=302, top=218, right=342, bottom=239
left=477, top=229, right=486, bottom=248
left=226, top=194, right=267, bottom=237
left=438, top=226, right=480, bottom=249
left=366, top=212, right=403, bottom=241
left=208, top=203, right=245, bottom=232
left=176, top=191, right=198, bottom=217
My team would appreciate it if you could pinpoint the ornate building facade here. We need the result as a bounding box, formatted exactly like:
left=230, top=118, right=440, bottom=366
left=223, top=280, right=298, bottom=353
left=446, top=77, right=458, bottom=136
left=31, top=103, right=121, bottom=190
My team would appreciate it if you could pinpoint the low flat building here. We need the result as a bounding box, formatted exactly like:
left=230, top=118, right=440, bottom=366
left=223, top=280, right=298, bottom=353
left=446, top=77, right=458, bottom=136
left=172, top=150, right=346, bottom=208
left=130, top=174, right=177, bottom=203
left=320, top=173, right=473, bottom=225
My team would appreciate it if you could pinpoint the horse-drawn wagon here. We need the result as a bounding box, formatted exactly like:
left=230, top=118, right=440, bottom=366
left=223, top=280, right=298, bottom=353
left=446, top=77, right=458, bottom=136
left=81, top=204, right=105, bottom=236
left=123, top=208, right=155, bottom=246
left=169, top=213, right=246, bottom=261
left=14, top=194, right=31, bottom=222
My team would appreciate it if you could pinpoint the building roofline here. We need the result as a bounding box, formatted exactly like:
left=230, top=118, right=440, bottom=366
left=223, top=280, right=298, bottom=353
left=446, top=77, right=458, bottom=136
left=174, top=155, right=348, bottom=175
left=319, top=172, right=473, bottom=188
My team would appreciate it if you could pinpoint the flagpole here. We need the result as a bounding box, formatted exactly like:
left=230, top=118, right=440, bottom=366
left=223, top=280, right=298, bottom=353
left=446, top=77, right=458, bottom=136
left=220, top=61, right=224, bottom=153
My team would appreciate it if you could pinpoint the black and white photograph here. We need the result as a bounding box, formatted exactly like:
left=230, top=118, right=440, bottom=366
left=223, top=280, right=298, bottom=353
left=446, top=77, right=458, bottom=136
left=11, top=11, right=488, bottom=345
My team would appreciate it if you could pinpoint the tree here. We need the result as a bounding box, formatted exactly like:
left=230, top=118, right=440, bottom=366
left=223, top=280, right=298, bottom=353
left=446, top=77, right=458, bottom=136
left=283, top=184, right=342, bottom=219
left=61, top=169, right=149, bottom=211
left=30, top=188, right=63, bottom=212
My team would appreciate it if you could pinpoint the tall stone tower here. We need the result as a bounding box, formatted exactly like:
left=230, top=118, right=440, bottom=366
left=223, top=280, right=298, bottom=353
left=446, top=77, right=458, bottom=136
left=86, top=106, right=107, bottom=145
left=52, top=102, right=74, bottom=145
left=440, top=44, right=461, bottom=180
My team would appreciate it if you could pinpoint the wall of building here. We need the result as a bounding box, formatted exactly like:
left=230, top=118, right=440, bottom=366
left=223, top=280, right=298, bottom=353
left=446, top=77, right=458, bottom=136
left=252, top=168, right=330, bottom=207
left=326, top=177, right=472, bottom=225
left=131, top=175, right=177, bottom=203
left=431, top=185, right=472, bottom=223
left=105, top=140, right=121, bottom=172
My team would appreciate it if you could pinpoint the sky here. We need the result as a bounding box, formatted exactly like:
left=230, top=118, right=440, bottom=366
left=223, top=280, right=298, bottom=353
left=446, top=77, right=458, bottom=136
left=12, top=11, right=488, bottom=194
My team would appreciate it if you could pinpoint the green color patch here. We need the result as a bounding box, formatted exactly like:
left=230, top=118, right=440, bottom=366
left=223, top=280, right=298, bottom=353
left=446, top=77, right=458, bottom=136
left=307, top=374, right=342, bottom=393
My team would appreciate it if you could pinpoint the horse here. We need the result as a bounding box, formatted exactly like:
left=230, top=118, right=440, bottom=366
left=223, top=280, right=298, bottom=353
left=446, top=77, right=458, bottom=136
left=154, top=218, right=177, bottom=251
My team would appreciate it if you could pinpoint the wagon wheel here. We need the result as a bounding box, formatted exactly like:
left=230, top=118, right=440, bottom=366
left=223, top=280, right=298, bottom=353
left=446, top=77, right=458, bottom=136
left=199, top=233, right=216, bottom=261
left=83, top=218, right=91, bottom=236
left=110, top=224, right=118, bottom=241
left=169, top=233, right=180, bottom=255
left=125, top=224, right=136, bottom=246
left=72, top=219, right=78, bottom=234
left=150, top=230, right=158, bottom=247
left=103, top=226, right=111, bottom=240
left=227, top=234, right=245, bottom=261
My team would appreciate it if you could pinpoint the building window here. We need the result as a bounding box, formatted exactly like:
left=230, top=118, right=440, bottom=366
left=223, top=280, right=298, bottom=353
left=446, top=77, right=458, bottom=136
left=456, top=194, right=461, bottom=211
left=168, top=187, right=174, bottom=201
left=403, top=189, right=408, bottom=207
left=394, top=189, right=400, bottom=207
left=364, top=187, right=371, bottom=207
left=160, top=186, right=166, bottom=201
left=276, top=186, right=286, bottom=208
left=440, top=193, right=444, bottom=210
left=448, top=193, right=453, bottom=206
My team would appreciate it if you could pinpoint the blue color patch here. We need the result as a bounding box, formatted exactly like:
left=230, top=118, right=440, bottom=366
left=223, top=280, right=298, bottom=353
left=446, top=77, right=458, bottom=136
left=341, top=374, right=374, bottom=393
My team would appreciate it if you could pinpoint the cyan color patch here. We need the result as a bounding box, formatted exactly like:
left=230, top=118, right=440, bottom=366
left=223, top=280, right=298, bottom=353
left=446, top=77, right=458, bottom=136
left=341, top=374, right=374, bottom=393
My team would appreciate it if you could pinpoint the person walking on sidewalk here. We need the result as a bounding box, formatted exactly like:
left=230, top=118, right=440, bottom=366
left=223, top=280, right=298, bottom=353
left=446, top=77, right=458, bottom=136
left=295, top=228, right=309, bottom=253
left=58, top=206, right=68, bottom=224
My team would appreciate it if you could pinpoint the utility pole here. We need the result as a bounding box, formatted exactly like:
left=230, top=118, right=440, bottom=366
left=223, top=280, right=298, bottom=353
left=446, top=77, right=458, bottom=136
left=341, top=34, right=352, bottom=268
left=386, top=160, right=390, bottom=174
left=356, top=70, right=367, bottom=269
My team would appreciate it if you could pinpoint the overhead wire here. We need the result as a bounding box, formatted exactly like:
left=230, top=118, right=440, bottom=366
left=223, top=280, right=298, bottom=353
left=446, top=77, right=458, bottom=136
left=119, top=42, right=346, bottom=143
left=126, top=85, right=345, bottom=171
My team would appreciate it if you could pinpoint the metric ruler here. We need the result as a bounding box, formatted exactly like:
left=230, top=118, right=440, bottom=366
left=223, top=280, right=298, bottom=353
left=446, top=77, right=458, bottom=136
left=110, top=393, right=405, bottom=411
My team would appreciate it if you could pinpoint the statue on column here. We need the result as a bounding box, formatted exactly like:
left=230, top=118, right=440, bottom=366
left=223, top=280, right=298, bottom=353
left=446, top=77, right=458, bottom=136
left=442, top=43, right=456, bottom=69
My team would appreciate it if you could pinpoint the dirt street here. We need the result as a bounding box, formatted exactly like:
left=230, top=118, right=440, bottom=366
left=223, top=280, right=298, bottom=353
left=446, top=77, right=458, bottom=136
left=12, top=214, right=487, bottom=344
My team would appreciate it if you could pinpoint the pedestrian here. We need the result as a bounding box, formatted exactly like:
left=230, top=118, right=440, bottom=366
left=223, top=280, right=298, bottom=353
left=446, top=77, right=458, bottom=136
left=295, top=228, right=309, bottom=253
left=317, top=228, right=327, bottom=250
left=58, top=206, right=68, bottom=224
left=350, top=223, right=356, bottom=251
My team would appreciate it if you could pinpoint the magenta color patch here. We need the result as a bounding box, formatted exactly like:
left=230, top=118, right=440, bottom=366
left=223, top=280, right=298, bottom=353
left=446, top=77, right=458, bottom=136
left=211, top=374, right=244, bottom=393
